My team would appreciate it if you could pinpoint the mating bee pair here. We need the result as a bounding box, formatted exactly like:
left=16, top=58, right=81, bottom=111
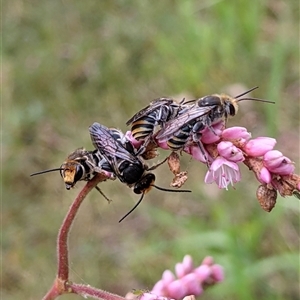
left=31, top=123, right=191, bottom=222
left=31, top=87, right=274, bottom=221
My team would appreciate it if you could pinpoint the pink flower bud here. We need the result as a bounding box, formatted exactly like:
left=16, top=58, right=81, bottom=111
left=201, top=121, right=224, bottom=144
left=167, top=280, right=186, bottom=299
left=194, top=265, right=211, bottom=281
left=201, top=256, right=214, bottom=266
left=211, top=264, right=224, bottom=282
left=181, top=273, right=202, bottom=295
left=244, top=137, right=276, bottom=157
left=222, top=126, right=251, bottom=141
left=217, top=141, right=244, bottom=162
left=184, top=145, right=211, bottom=164
left=162, top=270, right=175, bottom=284
left=155, top=139, right=170, bottom=150
left=258, top=167, right=272, bottom=184
left=263, top=150, right=295, bottom=175
left=182, top=255, right=194, bottom=272
left=175, top=263, right=186, bottom=279
left=125, top=131, right=143, bottom=149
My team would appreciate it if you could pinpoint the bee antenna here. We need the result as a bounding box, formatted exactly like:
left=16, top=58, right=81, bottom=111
left=152, top=185, right=191, bottom=193
left=236, top=97, right=275, bottom=104
left=119, top=193, right=145, bottom=223
left=235, top=86, right=259, bottom=98
left=30, top=168, right=64, bottom=177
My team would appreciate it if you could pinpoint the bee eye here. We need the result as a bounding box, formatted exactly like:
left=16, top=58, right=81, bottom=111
left=229, top=103, right=236, bottom=116
left=73, top=165, right=84, bottom=183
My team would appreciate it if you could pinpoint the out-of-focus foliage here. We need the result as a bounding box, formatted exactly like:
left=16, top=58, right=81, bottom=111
left=3, top=1, right=299, bottom=299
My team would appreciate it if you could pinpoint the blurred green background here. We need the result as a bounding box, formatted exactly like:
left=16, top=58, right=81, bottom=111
left=3, top=1, right=299, bottom=299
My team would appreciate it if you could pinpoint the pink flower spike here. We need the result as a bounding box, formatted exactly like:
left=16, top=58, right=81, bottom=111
left=222, top=126, right=251, bottom=141
left=217, top=141, right=245, bottom=162
left=244, top=137, right=276, bottom=157
left=258, top=167, right=272, bottom=184
left=204, top=157, right=241, bottom=189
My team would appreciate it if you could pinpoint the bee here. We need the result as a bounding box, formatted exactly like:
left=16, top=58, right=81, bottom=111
left=126, top=97, right=192, bottom=154
left=30, top=148, right=115, bottom=201
left=156, top=87, right=275, bottom=160
left=89, top=122, right=191, bottom=222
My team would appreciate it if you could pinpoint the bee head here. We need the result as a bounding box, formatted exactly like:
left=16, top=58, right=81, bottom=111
left=60, top=161, right=85, bottom=190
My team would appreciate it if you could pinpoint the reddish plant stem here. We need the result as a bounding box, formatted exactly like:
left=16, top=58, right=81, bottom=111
left=58, top=173, right=109, bottom=280
left=69, top=283, right=125, bottom=300
left=42, top=173, right=109, bottom=300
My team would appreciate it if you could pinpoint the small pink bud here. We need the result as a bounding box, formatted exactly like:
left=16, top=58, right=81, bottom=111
left=263, top=150, right=284, bottom=168
left=182, top=255, right=194, bottom=272
left=201, top=256, right=214, bottom=266
left=263, top=150, right=295, bottom=175
left=222, top=126, right=251, bottom=141
left=175, top=263, right=186, bottom=279
left=194, top=265, right=211, bottom=281
left=151, top=280, right=165, bottom=294
left=155, top=139, right=170, bottom=150
left=217, top=141, right=244, bottom=162
left=125, top=131, right=143, bottom=149
left=258, top=167, right=272, bottom=184
left=181, top=273, right=202, bottom=295
left=184, top=145, right=211, bottom=164
left=211, top=264, right=225, bottom=282
left=201, top=121, right=224, bottom=144
left=244, top=137, right=276, bottom=157
left=167, top=280, right=187, bottom=299
left=162, top=270, right=175, bottom=284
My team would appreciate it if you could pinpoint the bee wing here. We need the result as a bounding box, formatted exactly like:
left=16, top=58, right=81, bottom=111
left=89, top=123, right=137, bottom=166
left=126, top=98, right=175, bottom=125
left=155, top=105, right=215, bottom=141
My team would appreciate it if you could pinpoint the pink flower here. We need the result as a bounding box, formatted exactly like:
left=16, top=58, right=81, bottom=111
left=217, top=141, right=245, bottom=162
left=244, top=137, right=276, bottom=157
left=150, top=255, right=224, bottom=299
left=221, top=126, right=251, bottom=141
left=200, top=121, right=224, bottom=144
left=263, top=150, right=295, bottom=175
left=258, top=167, right=272, bottom=184
left=184, top=145, right=212, bottom=164
left=125, top=131, right=143, bottom=149
left=204, top=157, right=241, bottom=189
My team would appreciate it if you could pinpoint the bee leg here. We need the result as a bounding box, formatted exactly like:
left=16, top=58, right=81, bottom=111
left=94, top=185, right=112, bottom=203
left=147, top=155, right=169, bottom=171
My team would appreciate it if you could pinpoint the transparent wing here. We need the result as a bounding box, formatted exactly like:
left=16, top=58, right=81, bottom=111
left=155, top=105, right=215, bottom=141
left=89, top=123, right=137, bottom=166
left=126, top=98, right=175, bottom=125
